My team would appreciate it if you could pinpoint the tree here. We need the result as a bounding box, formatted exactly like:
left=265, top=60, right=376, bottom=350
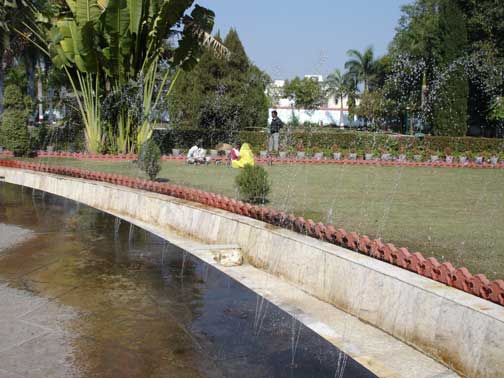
left=389, top=0, right=470, bottom=136
left=168, top=28, right=269, bottom=140
left=0, top=84, right=30, bottom=155
left=391, top=0, right=441, bottom=59
left=456, top=0, right=504, bottom=54
left=354, top=89, right=393, bottom=130
left=343, top=72, right=360, bottom=123
left=489, top=96, right=504, bottom=121
left=389, top=0, right=441, bottom=129
left=432, top=0, right=469, bottom=136
left=325, top=69, right=347, bottom=126
left=344, top=47, right=377, bottom=93
left=138, top=139, right=161, bottom=180
left=284, top=76, right=325, bottom=110
left=1, top=0, right=31, bottom=114
left=455, top=0, right=504, bottom=136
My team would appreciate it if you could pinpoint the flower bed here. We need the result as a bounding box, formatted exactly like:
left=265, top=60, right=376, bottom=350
left=2, top=150, right=503, bottom=169
left=238, top=130, right=504, bottom=158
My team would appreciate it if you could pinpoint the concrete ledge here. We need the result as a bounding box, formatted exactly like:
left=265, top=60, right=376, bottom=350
left=1, top=167, right=503, bottom=378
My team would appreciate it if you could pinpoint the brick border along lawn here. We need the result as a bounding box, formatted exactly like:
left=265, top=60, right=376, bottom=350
left=29, top=157, right=504, bottom=280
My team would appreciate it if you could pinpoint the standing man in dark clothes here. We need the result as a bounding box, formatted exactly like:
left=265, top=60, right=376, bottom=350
left=268, top=110, right=284, bottom=153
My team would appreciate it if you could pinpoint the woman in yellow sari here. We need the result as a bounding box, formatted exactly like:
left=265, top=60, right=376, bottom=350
left=232, top=143, right=255, bottom=168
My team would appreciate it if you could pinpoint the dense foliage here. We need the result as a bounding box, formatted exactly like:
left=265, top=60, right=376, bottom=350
left=155, top=128, right=504, bottom=156
left=385, top=0, right=504, bottom=136
left=168, top=29, right=269, bottom=139
left=284, top=77, right=325, bottom=110
left=0, top=85, right=30, bottom=156
left=138, top=139, right=161, bottom=180
left=22, top=0, right=225, bottom=153
left=431, top=0, right=469, bottom=136
left=235, top=164, right=271, bottom=204
left=237, top=130, right=504, bottom=156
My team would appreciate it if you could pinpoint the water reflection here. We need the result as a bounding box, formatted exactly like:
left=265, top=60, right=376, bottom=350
left=0, top=183, right=375, bottom=378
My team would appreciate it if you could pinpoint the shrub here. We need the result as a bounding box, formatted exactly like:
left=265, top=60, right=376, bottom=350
left=237, top=130, right=504, bottom=155
left=235, top=164, right=271, bottom=204
left=152, top=128, right=504, bottom=156
left=1, top=85, right=30, bottom=156
left=138, top=140, right=161, bottom=180
left=0, top=121, right=4, bottom=148
left=155, top=128, right=235, bottom=154
left=30, top=123, right=49, bottom=151
left=296, top=141, right=305, bottom=152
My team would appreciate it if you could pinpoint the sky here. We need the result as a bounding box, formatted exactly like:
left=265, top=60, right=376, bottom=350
left=197, top=0, right=408, bottom=80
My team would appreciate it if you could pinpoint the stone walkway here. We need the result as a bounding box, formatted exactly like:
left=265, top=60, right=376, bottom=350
left=0, top=225, right=32, bottom=252
left=0, top=225, right=77, bottom=378
left=0, top=284, right=77, bottom=378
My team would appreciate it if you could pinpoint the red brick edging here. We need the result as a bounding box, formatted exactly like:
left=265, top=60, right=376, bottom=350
left=1, top=158, right=503, bottom=307
left=1, top=150, right=503, bottom=169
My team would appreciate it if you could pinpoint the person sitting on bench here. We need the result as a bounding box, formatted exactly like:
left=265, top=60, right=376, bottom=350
left=187, top=140, right=209, bottom=164
left=232, top=143, right=255, bottom=168
left=229, top=143, right=241, bottom=163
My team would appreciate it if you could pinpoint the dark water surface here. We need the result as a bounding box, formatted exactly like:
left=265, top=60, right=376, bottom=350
left=0, top=182, right=375, bottom=378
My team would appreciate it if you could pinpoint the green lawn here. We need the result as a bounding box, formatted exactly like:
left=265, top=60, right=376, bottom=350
left=28, top=157, right=504, bottom=279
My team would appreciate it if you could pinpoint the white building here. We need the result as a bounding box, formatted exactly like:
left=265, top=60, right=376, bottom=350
left=267, top=75, right=358, bottom=127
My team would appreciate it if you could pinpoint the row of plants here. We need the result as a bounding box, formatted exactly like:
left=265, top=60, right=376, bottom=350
left=157, top=143, right=503, bottom=163
left=4, top=123, right=504, bottom=160
left=268, top=146, right=504, bottom=163
left=238, top=131, right=504, bottom=155
left=154, top=128, right=236, bottom=154
left=153, top=128, right=504, bottom=156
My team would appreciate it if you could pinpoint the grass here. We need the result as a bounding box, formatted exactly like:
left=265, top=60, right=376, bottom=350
left=24, top=157, right=504, bottom=279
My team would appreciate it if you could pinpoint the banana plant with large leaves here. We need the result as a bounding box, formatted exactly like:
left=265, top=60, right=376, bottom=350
left=22, top=0, right=226, bottom=153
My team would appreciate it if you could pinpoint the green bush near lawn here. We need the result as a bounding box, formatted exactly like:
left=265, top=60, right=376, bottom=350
left=235, top=164, right=271, bottom=204
left=138, top=140, right=161, bottom=180
left=237, top=131, right=504, bottom=156
left=155, top=128, right=238, bottom=153
left=155, top=128, right=504, bottom=156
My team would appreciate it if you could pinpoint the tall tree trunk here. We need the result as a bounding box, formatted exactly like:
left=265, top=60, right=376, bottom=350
left=36, top=59, right=43, bottom=123
left=24, top=54, right=36, bottom=99
left=0, top=52, right=4, bottom=115
left=340, top=95, right=344, bottom=128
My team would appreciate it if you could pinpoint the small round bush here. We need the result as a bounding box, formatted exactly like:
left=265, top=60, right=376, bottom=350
left=138, top=139, right=161, bottom=180
left=235, top=164, right=271, bottom=204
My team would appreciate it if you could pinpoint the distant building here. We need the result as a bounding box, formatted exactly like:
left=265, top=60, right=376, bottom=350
left=267, top=75, right=359, bottom=127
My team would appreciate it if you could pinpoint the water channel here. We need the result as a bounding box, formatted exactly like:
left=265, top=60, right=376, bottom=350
left=0, top=182, right=375, bottom=378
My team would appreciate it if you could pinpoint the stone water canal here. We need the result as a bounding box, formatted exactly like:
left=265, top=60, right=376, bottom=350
left=0, top=182, right=375, bottom=378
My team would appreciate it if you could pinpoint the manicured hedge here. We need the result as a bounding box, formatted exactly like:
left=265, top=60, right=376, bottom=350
left=238, top=131, right=504, bottom=154
left=153, top=128, right=504, bottom=155
left=154, top=128, right=239, bottom=153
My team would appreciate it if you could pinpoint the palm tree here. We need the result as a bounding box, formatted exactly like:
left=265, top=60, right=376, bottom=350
left=343, top=72, right=359, bottom=126
left=344, top=47, right=376, bottom=93
left=325, top=69, right=347, bottom=127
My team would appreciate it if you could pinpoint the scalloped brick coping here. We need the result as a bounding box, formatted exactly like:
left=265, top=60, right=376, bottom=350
left=1, top=150, right=503, bottom=169
left=1, top=157, right=503, bottom=307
